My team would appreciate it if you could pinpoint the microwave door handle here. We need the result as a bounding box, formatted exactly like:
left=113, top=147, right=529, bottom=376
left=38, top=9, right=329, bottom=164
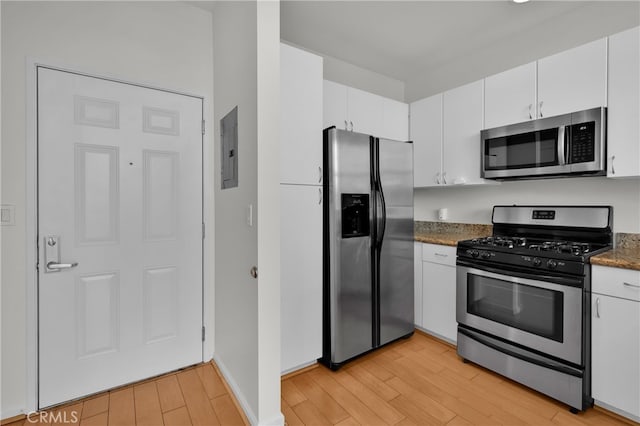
left=557, top=125, right=567, bottom=166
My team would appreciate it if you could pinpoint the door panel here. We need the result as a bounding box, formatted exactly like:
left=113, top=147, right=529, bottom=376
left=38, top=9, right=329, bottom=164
left=327, top=129, right=373, bottom=362
left=38, top=67, right=203, bottom=407
left=377, top=139, right=414, bottom=345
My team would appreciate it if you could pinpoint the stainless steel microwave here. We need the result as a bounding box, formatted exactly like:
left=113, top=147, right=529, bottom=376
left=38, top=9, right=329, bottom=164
left=481, top=107, right=606, bottom=180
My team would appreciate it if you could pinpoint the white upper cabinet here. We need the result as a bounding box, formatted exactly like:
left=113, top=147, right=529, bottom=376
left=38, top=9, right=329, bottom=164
left=484, top=62, right=537, bottom=129
left=323, top=79, right=348, bottom=131
left=411, top=82, right=488, bottom=187
left=347, top=86, right=384, bottom=136
left=382, top=98, right=409, bottom=141
left=281, top=44, right=323, bottom=185
left=537, top=38, right=607, bottom=118
left=443, top=80, right=486, bottom=185
left=323, top=80, right=408, bottom=141
left=607, top=26, right=640, bottom=178
left=410, top=94, right=443, bottom=187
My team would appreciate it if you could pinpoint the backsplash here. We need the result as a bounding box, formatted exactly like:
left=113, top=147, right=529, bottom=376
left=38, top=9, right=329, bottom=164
left=616, top=233, right=640, bottom=249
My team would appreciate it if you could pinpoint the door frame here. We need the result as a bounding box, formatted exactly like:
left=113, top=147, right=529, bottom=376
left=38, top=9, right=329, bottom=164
left=25, top=58, right=212, bottom=412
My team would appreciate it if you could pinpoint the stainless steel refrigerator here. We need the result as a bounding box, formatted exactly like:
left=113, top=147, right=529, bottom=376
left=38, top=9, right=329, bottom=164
left=321, top=127, right=414, bottom=370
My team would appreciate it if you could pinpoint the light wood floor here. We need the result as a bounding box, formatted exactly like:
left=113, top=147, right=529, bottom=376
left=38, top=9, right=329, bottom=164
left=4, top=362, right=248, bottom=426
left=281, top=332, right=636, bottom=426
left=5, top=332, right=637, bottom=426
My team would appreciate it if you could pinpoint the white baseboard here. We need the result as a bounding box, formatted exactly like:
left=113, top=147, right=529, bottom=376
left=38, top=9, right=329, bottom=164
left=281, top=360, right=317, bottom=376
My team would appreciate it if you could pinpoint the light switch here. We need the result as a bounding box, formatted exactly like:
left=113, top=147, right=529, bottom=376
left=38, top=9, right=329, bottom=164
left=246, top=204, right=253, bottom=227
left=1, top=204, right=15, bottom=226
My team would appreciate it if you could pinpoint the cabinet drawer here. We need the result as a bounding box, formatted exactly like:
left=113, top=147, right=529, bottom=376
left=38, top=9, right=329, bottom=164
left=593, top=265, right=640, bottom=302
left=422, top=243, right=456, bottom=266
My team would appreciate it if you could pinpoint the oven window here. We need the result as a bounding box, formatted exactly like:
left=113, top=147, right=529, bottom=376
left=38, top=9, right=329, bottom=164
left=467, top=274, right=564, bottom=342
left=485, top=128, right=559, bottom=170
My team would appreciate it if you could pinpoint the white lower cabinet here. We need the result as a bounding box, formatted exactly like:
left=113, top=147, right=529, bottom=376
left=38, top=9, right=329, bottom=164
left=414, top=242, right=423, bottom=327
left=280, top=184, right=323, bottom=373
left=592, top=265, right=640, bottom=422
left=420, top=243, right=457, bottom=344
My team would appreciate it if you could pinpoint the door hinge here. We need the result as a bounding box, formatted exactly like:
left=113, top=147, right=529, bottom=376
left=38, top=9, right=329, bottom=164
left=202, top=326, right=206, bottom=342
left=201, top=120, right=206, bottom=135
left=202, top=223, right=205, bottom=239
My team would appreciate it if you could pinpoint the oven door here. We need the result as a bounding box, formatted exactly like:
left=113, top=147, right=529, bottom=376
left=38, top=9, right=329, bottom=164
left=456, top=264, right=583, bottom=365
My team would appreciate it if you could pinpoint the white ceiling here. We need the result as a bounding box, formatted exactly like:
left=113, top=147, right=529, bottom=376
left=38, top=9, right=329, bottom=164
left=281, top=1, right=640, bottom=86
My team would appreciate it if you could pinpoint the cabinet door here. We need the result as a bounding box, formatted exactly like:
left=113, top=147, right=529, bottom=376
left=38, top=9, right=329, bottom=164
left=414, top=243, right=423, bottom=327
left=382, top=98, right=409, bottom=141
left=410, top=94, right=443, bottom=187
left=323, top=80, right=348, bottom=131
left=484, top=62, right=536, bottom=128
left=607, top=26, right=640, bottom=178
left=538, top=38, right=607, bottom=118
left=280, top=184, right=323, bottom=372
left=592, top=293, right=640, bottom=419
left=348, top=86, right=384, bottom=137
left=281, top=44, right=323, bottom=185
left=421, top=261, right=457, bottom=343
left=443, top=80, right=485, bottom=185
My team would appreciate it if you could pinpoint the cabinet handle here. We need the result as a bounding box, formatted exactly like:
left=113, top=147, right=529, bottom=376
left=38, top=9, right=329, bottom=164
left=318, top=166, right=322, bottom=183
left=595, top=297, right=600, bottom=318
left=611, top=155, right=616, bottom=175
left=442, top=172, right=448, bottom=185
left=539, top=101, right=544, bottom=118
left=435, top=253, right=448, bottom=257
left=528, top=104, right=533, bottom=120
left=435, top=172, right=441, bottom=184
left=349, top=121, right=354, bottom=132
left=623, top=282, right=640, bottom=289
left=318, top=188, right=322, bottom=205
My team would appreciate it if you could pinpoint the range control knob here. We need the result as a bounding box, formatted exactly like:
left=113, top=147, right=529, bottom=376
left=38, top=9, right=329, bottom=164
left=532, top=257, right=542, bottom=267
left=481, top=251, right=491, bottom=259
left=466, top=249, right=479, bottom=258
left=547, top=259, right=558, bottom=269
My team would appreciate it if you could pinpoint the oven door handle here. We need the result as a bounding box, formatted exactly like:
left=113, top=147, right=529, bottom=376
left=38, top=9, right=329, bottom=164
left=458, top=327, right=583, bottom=378
left=456, top=259, right=583, bottom=288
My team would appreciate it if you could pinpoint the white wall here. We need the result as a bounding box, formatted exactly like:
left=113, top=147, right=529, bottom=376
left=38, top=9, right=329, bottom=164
left=256, top=3, right=283, bottom=424
left=212, top=2, right=282, bottom=424
left=0, top=1, right=214, bottom=418
left=415, top=177, right=640, bottom=234
left=405, top=2, right=640, bottom=102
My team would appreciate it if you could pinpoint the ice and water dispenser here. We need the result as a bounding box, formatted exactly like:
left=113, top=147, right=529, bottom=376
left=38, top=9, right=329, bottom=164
left=341, top=194, right=370, bottom=238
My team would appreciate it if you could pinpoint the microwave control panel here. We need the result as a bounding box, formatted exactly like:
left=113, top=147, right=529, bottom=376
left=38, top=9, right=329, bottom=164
left=570, top=121, right=595, bottom=163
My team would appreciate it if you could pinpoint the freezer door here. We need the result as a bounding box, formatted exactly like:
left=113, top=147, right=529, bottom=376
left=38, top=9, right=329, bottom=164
left=377, top=138, right=414, bottom=346
left=326, top=128, right=373, bottom=364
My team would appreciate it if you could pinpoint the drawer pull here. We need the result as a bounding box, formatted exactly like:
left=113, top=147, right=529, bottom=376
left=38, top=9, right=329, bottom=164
left=623, top=282, right=640, bottom=289
left=435, top=253, right=449, bottom=257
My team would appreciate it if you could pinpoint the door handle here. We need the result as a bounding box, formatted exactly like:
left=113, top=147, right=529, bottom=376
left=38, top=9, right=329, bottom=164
left=611, top=155, right=616, bottom=175
left=250, top=266, right=258, bottom=279
left=349, top=121, right=353, bottom=132
left=528, top=104, right=533, bottom=120
left=595, top=297, right=600, bottom=318
left=318, top=188, right=322, bottom=205
left=318, top=166, right=322, bottom=183
left=44, top=235, right=78, bottom=273
left=539, top=101, right=544, bottom=118
left=47, top=261, right=78, bottom=270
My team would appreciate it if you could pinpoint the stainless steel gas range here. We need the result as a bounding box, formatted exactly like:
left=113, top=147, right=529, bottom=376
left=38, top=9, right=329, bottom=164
left=456, top=205, right=613, bottom=413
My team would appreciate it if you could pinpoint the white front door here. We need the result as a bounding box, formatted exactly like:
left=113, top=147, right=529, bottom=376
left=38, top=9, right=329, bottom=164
left=37, top=67, right=203, bottom=408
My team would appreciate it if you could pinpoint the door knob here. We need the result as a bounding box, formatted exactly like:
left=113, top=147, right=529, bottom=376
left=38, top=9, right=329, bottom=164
left=250, top=266, right=258, bottom=279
